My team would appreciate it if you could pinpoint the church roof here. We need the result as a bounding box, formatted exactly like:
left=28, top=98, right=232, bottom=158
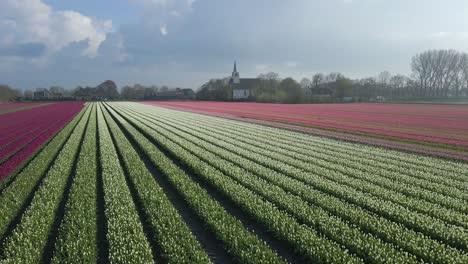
left=232, top=78, right=261, bottom=90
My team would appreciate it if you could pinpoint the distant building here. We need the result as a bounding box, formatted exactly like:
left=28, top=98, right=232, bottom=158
left=33, top=88, right=50, bottom=99
left=229, top=61, right=259, bottom=101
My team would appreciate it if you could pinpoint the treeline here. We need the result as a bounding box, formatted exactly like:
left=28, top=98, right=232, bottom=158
left=1, top=81, right=191, bottom=102
left=0, top=85, right=22, bottom=102
left=121, top=84, right=164, bottom=100
left=197, top=49, right=468, bottom=103
left=411, top=49, right=468, bottom=97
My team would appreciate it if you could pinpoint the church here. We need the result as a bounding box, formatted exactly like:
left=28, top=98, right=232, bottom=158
left=229, top=61, right=260, bottom=101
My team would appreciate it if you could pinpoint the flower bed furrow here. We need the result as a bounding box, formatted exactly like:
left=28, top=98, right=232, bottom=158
left=101, top=104, right=210, bottom=263
left=141, top=111, right=468, bottom=223
left=52, top=104, right=98, bottom=263
left=114, top=108, right=419, bottom=263
left=160, top=109, right=468, bottom=192
left=0, top=106, right=91, bottom=263
left=149, top=106, right=468, bottom=185
left=96, top=104, right=154, bottom=263
left=130, top=107, right=468, bottom=211
left=0, top=105, right=88, bottom=239
left=109, top=104, right=367, bottom=264
left=149, top=104, right=468, bottom=179
left=104, top=104, right=286, bottom=264
left=118, top=106, right=468, bottom=241
left=111, top=103, right=463, bottom=263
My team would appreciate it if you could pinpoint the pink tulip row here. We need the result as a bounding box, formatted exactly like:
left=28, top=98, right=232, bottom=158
left=146, top=101, right=468, bottom=147
left=0, top=102, right=84, bottom=181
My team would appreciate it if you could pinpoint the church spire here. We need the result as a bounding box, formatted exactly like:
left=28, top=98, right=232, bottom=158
left=231, top=60, right=240, bottom=84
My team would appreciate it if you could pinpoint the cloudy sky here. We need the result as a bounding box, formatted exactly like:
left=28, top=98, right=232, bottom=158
left=1, top=0, right=468, bottom=90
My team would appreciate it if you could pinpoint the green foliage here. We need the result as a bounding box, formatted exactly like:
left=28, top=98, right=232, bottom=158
left=278, top=78, right=304, bottom=103
left=114, top=102, right=468, bottom=264
left=101, top=104, right=210, bottom=263
left=96, top=104, right=154, bottom=263
left=52, top=104, right=98, bottom=263
left=196, top=79, right=232, bottom=101
left=111, top=104, right=362, bottom=263
left=105, top=104, right=285, bottom=264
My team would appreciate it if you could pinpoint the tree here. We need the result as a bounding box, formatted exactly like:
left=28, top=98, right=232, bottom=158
left=278, top=77, right=303, bottom=103
left=377, top=71, right=391, bottom=98
left=312, top=73, right=324, bottom=89
left=335, top=77, right=353, bottom=100
left=300, top=78, right=311, bottom=90
left=411, top=49, right=466, bottom=98
left=0, top=85, right=20, bottom=102
left=258, top=72, right=280, bottom=81
left=196, top=79, right=231, bottom=101
left=389, top=74, right=409, bottom=99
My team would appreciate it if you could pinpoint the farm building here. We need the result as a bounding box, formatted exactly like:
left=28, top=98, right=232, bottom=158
left=33, top=88, right=50, bottom=99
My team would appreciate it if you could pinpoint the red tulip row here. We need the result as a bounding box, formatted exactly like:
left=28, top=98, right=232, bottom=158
left=0, top=102, right=84, bottom=181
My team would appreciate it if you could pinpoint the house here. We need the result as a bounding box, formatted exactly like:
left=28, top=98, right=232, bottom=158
left=33, top=88, right=50, bottom=99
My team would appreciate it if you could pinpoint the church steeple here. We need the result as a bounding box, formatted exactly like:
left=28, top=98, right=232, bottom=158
left=231, top=60, right=240, bottom=84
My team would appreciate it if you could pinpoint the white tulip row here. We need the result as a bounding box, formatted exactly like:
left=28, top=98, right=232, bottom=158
left=100, top=104, right=210, bottom=263
left=96, top=104, right=154, bottom=263
left=118, top=105, right=468, bottom=250
left=140, top=110, right=467, bottom=226
left=52, top=103, right=98, bottom=263
left=150, top=104, right=468, bottom=183
left=108, top=104, right=373, bottom=264
left=140, top=105, right=468, bottom=195
left=111, top=102, right=468, bottom=264
left=155, top=109, right=468, bottom=200
left=104, top=104, right=285, bottom=264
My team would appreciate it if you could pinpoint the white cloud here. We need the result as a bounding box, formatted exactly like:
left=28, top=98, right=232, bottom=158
left=160, top=25, right=168, bottom=35
left=131, top=0, right=195, bottom=35
left=0, top=0, right=113, bottom=58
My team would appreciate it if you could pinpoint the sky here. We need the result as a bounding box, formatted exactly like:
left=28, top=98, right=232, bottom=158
left=1, top=0, right=468, bottom=90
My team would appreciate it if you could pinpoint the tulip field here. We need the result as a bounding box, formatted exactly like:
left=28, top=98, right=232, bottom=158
left=147, top=101, right=468, bottom=160
left=0, top=102, right=467, bottom=263
left=0, top=102, right=84, bottom=181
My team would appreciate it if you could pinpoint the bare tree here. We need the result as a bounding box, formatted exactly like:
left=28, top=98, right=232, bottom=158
left=312, top=73, right=324, bottom=89
left=300, top=78, right=311, bottom=90
left=411, top=49, right=467, bottom=98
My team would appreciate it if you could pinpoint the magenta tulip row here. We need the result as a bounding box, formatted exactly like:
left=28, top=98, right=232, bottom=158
left=0, top=102, right=84, bottom=181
